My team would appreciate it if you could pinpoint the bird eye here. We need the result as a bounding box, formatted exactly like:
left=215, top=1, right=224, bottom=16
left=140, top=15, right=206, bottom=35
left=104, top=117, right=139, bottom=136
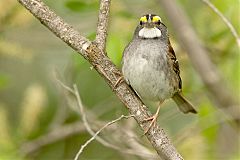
left=152, top=15, right=162, bottom=25
left=140, top=21, right=143, bottom=25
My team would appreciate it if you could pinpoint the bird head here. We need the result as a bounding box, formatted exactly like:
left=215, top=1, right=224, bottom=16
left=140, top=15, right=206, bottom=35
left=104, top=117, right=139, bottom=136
left=138, top=14, right=163, bottom=39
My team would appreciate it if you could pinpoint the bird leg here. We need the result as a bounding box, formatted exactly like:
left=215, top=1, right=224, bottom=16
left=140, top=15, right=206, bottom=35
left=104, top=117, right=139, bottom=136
left=143, top=101, right=162, bottom=134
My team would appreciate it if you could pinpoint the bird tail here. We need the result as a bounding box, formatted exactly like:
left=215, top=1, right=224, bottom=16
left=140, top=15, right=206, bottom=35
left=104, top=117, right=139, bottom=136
left=172, top=92, right=197, bottom=114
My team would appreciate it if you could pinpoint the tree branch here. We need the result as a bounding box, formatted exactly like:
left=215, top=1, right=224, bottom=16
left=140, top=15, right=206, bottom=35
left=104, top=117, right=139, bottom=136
left=95, top=0, right=111, bottom=52
left=74, top=114, right=134, bottom=160
left=71, top=83, right=158, bottom=159
left=201, top=0, right=240, bottom=47
left=158, top=0, right=240, bottom=126
left=22, top=80, right=158, bottom=159
left=17, top=0, right=183, bottom=159
left=21, top=122, right=86, bottom=155
left=72, top=83, right=143, bottom=158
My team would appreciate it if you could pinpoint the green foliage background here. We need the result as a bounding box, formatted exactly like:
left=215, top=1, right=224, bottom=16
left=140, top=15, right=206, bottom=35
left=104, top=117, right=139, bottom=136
left=0, top=0, right=239, bottom=160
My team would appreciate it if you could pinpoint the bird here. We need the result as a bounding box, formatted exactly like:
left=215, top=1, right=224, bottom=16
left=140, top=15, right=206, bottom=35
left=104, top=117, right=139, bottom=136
left=122, top=14, right=197, bottom=133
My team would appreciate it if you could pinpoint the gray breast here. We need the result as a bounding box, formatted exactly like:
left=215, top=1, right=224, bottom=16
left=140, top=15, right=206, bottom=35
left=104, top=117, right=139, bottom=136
left=122, top=38, right=177, bottom=102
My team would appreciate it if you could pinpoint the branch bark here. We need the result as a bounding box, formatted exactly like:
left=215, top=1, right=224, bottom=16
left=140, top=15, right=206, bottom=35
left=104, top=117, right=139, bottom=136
left=158, top=0, right=240, bottom=126
left=17, top=0, right=183, bottom=159
left=95, top=0, right=111, bottom=52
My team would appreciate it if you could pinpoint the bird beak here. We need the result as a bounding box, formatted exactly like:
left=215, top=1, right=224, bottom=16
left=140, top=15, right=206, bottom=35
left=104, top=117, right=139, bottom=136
left=148, top=18, right=151, bottom=23
left=145, top=22, right=154, bottom=28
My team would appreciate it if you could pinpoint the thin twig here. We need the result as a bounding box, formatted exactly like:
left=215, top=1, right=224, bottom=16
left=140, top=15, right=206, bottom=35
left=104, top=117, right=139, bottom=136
left=95, top=0, right=111, bottom=52
left=74, top=115, right=134, bottom=160
left=201, top=0, right=240, bottom=47
left=21, top=79, right=157, bottom=159
left=72, top=84, right=117, bottom=147
left=55, top=77, right=75, bottom=95
left=73, top=84, right=158, bottom=159
left=73, top=84, right=113, bottom=146
left=56, top=81, right=156, bottom=159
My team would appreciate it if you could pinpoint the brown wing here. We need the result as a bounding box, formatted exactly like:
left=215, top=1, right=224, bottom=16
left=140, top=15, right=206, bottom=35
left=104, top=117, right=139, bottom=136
left=168, top=40, right=182, bottom=90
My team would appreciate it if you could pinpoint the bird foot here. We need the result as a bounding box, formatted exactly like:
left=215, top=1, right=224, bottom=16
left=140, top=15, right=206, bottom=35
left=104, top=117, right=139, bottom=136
left=142, top=104, right=161, bottom=134
left=143, top=114, right=158, bottom=134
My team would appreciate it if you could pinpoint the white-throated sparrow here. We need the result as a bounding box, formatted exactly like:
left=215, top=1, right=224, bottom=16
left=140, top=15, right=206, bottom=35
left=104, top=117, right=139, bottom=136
left=122, top=14, right=197, bottom=133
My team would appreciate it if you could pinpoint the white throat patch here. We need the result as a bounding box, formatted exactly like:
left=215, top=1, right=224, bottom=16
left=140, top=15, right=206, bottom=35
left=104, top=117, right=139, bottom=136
left=139, top=27, right=161, bottom=38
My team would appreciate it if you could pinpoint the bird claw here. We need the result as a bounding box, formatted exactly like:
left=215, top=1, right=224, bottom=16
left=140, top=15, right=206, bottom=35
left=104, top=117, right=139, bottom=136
left=142, top=104, right=161, bottom=134
left=143, top=114, right=158, bottom=134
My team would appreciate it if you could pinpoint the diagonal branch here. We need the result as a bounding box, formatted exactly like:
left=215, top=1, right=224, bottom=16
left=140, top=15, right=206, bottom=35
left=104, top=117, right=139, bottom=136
left=22, top=78, right=158, bottom=159
left=158, top=0, right=240, bottom=126
left=95, top=0, right=111, bottom=52
left=21, top=122, right=86, bottom=155
left=17, top=0, right=183, bottom=159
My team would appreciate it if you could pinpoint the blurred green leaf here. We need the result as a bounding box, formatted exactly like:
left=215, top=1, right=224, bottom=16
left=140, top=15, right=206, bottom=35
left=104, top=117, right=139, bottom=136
left=0, top=73, right=9, bottom=89
left=65, top=0, right=98, bottom=12
left=210, top=29, right=228, bottom=41
left=87, top=31, right=96, bottom=41
left=106, top=34, right=124, bottom=66
left=199, top=103, right=219, bottom=144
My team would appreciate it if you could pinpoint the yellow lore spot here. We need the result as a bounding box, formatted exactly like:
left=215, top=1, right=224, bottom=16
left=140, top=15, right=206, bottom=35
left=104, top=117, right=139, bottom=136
left=152, top=16, right=161, bottom=23
left=140, top=16, right=147, bottom=23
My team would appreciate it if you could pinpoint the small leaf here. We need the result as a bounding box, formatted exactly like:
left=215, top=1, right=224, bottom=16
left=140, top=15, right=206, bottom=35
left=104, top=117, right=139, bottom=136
left=0, top=73, right=9, bottom=89
left=87, top=32, right=96, bottom=41
left=64, top=0, right=98, bottom=12
left=65, top=1, right=88, bottom=12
